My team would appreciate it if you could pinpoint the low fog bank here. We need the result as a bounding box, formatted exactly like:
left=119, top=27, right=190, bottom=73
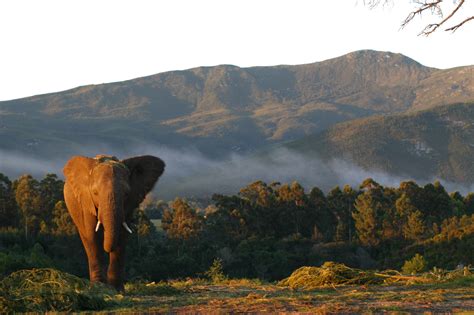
left=1, top=147, right=473, bottom=200
left=150, top=147, right=474, bottom=199
left=0, top=150, right=66, bottom=179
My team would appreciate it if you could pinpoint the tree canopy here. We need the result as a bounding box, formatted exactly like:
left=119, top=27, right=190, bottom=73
left=2, top=171, right=474, bottom=282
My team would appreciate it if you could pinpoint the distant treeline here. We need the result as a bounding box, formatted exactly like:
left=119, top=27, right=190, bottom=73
left=1, top=172, right=474, bottom=281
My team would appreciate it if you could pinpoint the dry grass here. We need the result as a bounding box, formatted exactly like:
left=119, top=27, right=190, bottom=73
left=112, top=277, right=474, bottom=313
left=0, top=268, right=116, bottom=312
left=278, top=261, right=431, bottom=290
left=2, top=267, right=474, bottom=313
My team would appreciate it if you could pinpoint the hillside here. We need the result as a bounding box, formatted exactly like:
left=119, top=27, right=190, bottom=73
left=1, top=50, right=474, bottom=190
left=1, top=50, right=473, bottom=160
left=288, top=103, right=474, bottom=183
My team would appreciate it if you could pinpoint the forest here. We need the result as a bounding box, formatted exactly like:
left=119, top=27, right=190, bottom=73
left=1, top=171, right=474, bottom=282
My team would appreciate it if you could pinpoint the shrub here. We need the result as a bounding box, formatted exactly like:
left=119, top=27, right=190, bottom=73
left=205, top=258, right=227, bottom=283
left=402, top=254, right=426, bottom=274
left=0, top=251, right=29, bottom=277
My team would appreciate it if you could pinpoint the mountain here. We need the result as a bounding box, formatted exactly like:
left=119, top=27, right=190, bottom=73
left=410, top=66, right=474, bottom=112
left=287, top=103, right=474, bottom=183
left=1, top=50, right=473, bottom=159
left=1, top=50, right=474, bottom=188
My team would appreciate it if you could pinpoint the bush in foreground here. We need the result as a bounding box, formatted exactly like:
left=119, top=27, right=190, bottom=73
left=402, top=254, right=426, bottom=275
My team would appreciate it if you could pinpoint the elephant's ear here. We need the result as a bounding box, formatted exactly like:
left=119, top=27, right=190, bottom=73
left=122, top=155, right=165, bottom=210
left=63, top=156, right=98, bottom=217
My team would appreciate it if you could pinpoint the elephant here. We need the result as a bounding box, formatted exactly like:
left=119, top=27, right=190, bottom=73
left=63, top=154, right=165, bottom=290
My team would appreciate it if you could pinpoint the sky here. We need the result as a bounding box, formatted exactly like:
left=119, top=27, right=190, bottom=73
left=0, top=0, right=473, bottom=101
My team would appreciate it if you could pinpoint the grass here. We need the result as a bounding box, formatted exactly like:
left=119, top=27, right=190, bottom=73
left=105, top=275, right=474, bottom=313
left=2, top=267, right=474, bottom=313
left=124, top=280, right=181, bottom=296
left=0, top=268, right=116, bottom=312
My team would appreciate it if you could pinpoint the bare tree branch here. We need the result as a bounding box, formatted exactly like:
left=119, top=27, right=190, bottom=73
left=415, top=0, right=466, bottom=35
left=366, top=0, right=472, bottom=35
left=445, top=15, right=474, bottom=32
left=401, top=0, right=443, bottom=31
left=363, top=0, right=388, bottom=9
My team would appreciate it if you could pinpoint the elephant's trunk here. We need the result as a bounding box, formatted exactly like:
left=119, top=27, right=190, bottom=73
left=100, top=194, right=123, bottom=253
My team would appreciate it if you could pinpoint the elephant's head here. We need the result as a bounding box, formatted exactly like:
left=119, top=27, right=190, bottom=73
left=63, top=155, right=165, bottom=253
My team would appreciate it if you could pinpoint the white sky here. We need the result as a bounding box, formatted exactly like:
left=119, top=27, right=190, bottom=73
left=0, top=0, right=473, bottom=101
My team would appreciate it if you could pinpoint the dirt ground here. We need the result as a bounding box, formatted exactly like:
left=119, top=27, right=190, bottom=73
left=112, top=279, right=474, bottom=314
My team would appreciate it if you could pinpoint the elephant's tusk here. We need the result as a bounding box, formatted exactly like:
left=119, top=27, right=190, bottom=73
left=122, top=222, right=133, bottom=234
left=95, top=220, right=101, bottom=232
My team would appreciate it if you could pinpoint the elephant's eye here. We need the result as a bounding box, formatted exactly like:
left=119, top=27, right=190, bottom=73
left=93, top=189, right=99, bottom=195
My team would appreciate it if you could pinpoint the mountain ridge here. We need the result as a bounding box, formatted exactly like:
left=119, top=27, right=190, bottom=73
left=1, top=49, right=473, bottom=185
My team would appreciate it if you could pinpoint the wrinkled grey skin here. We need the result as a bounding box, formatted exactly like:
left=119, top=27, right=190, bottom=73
left=63, top=155, right=164, bottom=290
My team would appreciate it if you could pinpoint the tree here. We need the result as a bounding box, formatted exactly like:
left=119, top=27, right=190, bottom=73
left=239, top=181, right=278, bottom=237
left=309, top=186, right=335, bottom=241
left=142, top=198, right=168, bottom=220
left=326, top=186, right=345, bottom=241
left=328, top=185, right=358, bottom=242
left=396, top=193, right=424, bottom=240
left=39, top=173, right=64, bottom=226
left=51, top=201, right=77, bottom=236
left=207, top=194, right=249, bottom=243
left=353, top=180, right=397, bottom=245
left=162, top=198, right=202, bottom=241
left=276, top=181, right=310, bottom=237
left=421, top=181, right=453, bottom=223
left=403, top=210, right=425, bottom=241
left=353, top=192, right=381, bottom=246
left=465, top=193, right=474, bottom=215
left=14, top=174, right=42, bottom=239
left=380, top=186, right=401, bottom=239
left=0, top=173, right=18, bottom=228
left=360, top=178, right=381, bottom=191
left=366, top=0, right=473, bottom=35
left=133, top=208, right=156, bottom=237
left=399, top=181, right=423, bottom=206
left=131, top=207, right=157, bottom=257
left=239, top=181, right=276, bottom=208
left=450, top=191, right=466, bottom=217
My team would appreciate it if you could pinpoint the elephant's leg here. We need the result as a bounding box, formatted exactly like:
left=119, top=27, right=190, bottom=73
left=80, top=233, right=106, bottom=283
left=64, top=185, right=103, bottom=282
left=107, top=232, right=127, bottom=290
left=64, top=184, right=106, bottom=283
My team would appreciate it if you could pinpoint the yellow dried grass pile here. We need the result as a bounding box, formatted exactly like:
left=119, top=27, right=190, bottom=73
left=278, top=262, right=430, bottom=290
left=0, top=268, right=115, bottom=312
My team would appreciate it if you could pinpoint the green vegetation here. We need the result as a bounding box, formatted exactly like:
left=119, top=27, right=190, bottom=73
left=1, top=170, right=474, bottom=311
left=2, top=171, right=474, bottom=281
left=402, top=254, right=427, bottom=274
left=205, top=258, right=228, bottom=284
